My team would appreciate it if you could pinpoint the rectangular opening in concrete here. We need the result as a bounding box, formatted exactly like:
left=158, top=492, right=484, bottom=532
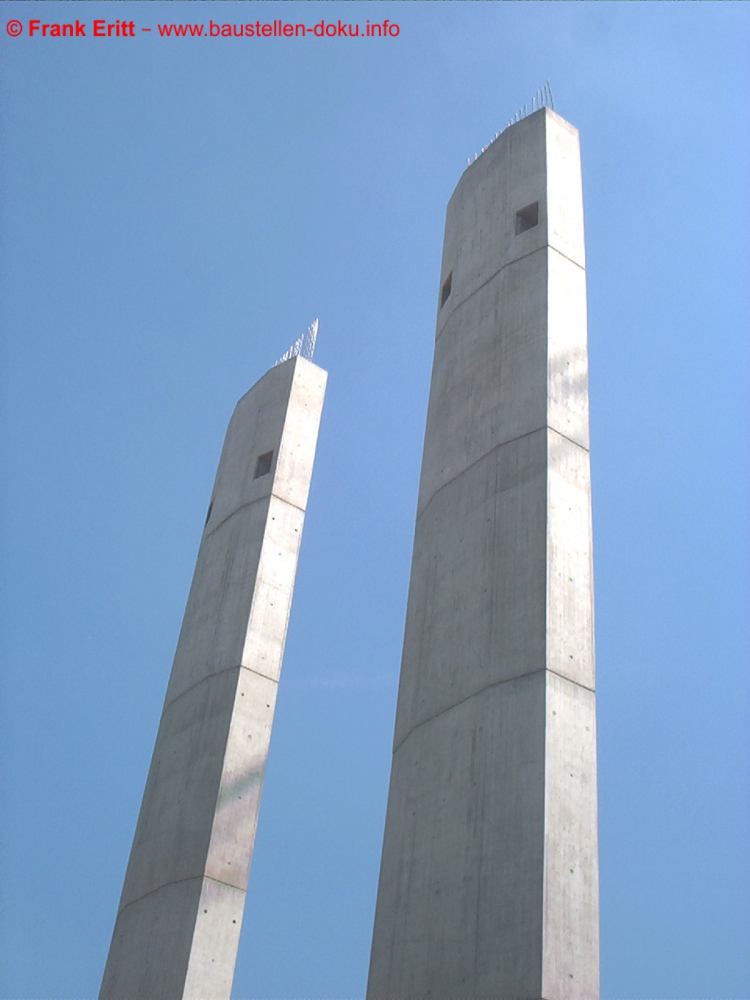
left=254, top=451, right=274, bottom=479
left=515, top=202, right=539, bottom=234
left=440, top=273, right=452, bottom=308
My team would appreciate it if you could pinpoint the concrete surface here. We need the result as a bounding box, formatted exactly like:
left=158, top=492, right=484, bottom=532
left=100, top=356, right=327, bottom=1000
left=367, top=108, right=599, bottom=1000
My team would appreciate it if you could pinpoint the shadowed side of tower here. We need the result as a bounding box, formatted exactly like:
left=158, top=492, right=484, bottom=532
left=100, top=355, right=326, bottom=1000
left=367, top=108, right=598, bottom=1000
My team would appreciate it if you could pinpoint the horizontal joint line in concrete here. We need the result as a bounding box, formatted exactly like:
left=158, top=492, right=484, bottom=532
left=417, top=425, right=546, bottom=519
left=547, top=666, right=595, bottom=693
left=417, top=423, right=589, bottom=520
left=549, top=242, right=586, bottom=273
left=436, top=242, right=585, bottom=344
left=117, top=873, right=245, bottom=919
left=392, top=667, right=595, bottom=755
left=204, top=490, right=306, bottom=541
left=164, top=662, right=278, bottom=714
left=549, top=425, right=591, bottom=454
left=436, top=245, right=546, bottom=343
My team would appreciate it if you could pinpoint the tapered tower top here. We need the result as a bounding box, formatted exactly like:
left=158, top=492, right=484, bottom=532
left=439, top=108, right=585, bottom=346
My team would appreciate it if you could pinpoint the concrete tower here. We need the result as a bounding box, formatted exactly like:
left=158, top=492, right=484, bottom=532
left=101, top=350, right=327, bottom=1000
left=367, top=108, right=598, bottom=1000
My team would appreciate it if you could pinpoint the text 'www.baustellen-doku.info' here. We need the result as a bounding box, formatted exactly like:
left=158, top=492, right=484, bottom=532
left=5, top=17, right=401, bottom=39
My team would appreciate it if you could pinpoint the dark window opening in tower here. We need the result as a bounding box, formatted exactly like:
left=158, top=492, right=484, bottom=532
left=441, top=272, right=453, bottom=308
left=254, top=451, right=274, bottom=478
left=516, top=202, right=539, bottom=234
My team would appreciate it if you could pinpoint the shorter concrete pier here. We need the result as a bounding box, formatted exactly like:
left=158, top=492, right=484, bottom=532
left=100, top=355, right=327, bottom=1000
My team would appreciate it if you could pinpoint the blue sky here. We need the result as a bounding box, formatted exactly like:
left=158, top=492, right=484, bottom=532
left=1, top=3, right=748, bottom=998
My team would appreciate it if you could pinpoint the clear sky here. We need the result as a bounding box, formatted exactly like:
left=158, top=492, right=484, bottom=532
left=1, top=2, right=748, bottom=998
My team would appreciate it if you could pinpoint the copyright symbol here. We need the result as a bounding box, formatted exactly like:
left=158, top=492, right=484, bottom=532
left=6, top=20, right=23, bottom=36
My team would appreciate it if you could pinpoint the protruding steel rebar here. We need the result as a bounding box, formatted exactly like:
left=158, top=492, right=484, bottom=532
left=274, top=318, right=319, bottom=367
left=468, top=82, right=557, bottom=167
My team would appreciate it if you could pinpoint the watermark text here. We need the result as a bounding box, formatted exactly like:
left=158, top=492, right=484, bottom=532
left=7, top=18, right=401, bottom=40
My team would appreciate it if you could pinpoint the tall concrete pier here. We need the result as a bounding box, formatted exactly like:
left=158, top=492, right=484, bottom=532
left=368, top=108, right=598, bottom=1000
left=101, top=355, right=327, bottom=1000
